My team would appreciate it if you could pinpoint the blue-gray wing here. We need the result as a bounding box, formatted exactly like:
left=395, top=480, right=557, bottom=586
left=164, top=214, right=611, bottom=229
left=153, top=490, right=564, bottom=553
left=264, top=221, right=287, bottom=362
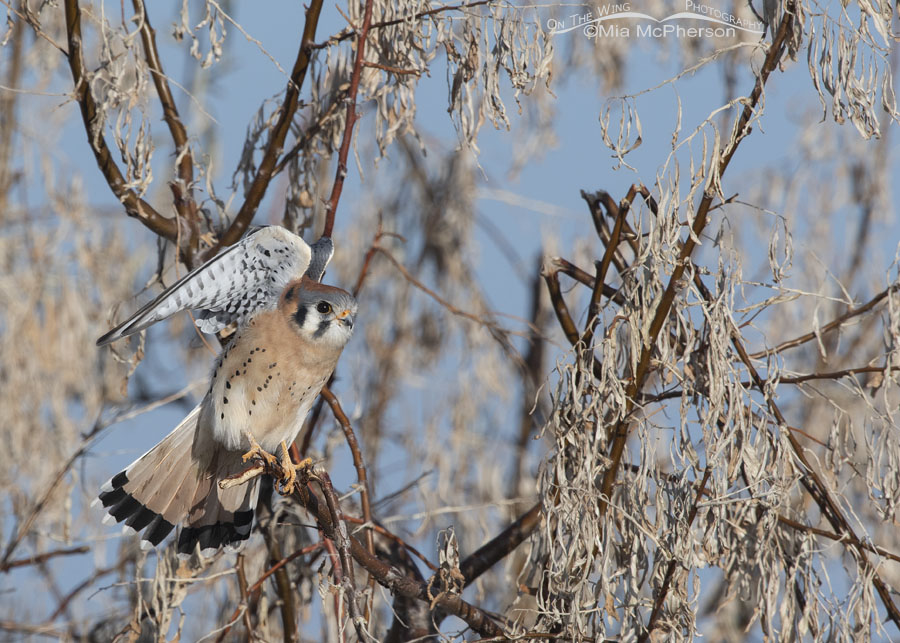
left=305, top=236, right=334, bottom=282
left=97, top=226, right=312, bottom=346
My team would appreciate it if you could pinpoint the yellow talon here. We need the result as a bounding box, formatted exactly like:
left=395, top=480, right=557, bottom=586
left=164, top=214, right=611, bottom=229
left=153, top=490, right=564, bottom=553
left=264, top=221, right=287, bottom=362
left=278, top=441, right=312, bottom=495
left=241, top=432, right=278, bottom=467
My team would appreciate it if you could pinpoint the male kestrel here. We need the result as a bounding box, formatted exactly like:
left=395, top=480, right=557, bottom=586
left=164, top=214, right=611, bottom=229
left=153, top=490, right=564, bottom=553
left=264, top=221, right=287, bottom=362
left=94, top=227, right=357, bottom=555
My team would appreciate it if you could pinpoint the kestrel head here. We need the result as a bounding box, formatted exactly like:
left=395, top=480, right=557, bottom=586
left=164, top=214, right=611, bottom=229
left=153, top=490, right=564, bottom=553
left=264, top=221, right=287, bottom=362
left=280, top=278, right=358, bottom=349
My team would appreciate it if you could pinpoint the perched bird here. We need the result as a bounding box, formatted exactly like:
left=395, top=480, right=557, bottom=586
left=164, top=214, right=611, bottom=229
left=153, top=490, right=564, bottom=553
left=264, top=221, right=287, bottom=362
left=94, top=227, right=357, bottom=556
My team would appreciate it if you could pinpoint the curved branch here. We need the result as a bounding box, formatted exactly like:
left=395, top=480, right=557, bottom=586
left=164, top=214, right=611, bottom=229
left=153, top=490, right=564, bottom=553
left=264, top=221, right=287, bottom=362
left=64, top=0, right=177, bottom=242
left=131, top=0, right=199, bottom=252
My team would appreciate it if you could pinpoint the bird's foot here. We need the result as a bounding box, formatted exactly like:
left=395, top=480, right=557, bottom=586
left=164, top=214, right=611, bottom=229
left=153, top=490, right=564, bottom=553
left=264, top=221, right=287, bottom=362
left=241, top=432, right=279, bottom=469
left=277, top=441, right=312, bottom=495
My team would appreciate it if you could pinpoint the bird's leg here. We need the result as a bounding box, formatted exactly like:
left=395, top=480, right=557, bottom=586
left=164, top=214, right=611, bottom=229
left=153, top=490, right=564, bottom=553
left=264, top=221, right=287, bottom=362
left=241, top=431, right=278, bottom=468
left=278, top=440, right=312, bottom=495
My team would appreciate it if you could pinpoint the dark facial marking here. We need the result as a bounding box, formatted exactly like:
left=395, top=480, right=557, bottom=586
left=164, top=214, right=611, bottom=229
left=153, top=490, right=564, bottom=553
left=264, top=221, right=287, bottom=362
left=284, top=286, right=297, bottom=302
left=313, top=319, right=330, bottom=338
left=293, top=303, right=308, bottom=329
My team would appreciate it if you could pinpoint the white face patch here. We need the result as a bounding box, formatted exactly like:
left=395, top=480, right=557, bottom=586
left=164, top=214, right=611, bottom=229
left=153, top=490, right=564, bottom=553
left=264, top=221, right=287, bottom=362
left=290, top=291, right=357, bottom=350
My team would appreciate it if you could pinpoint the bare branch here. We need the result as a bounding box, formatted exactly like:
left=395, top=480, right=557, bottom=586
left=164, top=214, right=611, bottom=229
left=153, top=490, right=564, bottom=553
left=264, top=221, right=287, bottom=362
left=131, top=0, right=200, bottom=253
left=216, top=0, right=325, bottom=249
left=63, top=0, right=177, bottom=242
left=0, top=545, right=89, bottom=572
left=322, top=0, right=376, bottom=238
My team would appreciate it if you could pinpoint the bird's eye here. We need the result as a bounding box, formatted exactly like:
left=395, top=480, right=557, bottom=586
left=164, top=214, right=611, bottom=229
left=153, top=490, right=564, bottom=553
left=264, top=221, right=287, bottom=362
left=316, top=301, right=332, bottom=315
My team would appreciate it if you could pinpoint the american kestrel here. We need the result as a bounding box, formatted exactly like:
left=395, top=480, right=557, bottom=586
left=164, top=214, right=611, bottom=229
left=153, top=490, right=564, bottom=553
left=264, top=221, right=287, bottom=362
left=94, top=226, right=357, bottom=555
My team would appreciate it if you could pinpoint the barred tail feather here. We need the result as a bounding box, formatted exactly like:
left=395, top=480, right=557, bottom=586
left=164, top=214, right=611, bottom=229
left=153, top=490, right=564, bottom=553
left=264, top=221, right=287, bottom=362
left=176, top=451, right=259, bottom=557
left=95, top=405, right=259, bottom=554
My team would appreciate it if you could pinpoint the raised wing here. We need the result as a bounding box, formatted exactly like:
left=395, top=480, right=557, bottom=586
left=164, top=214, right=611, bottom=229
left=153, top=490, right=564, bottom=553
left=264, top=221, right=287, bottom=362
left=97, top=226, right=312, bottom=346
left=305, top=236, right=334, bottom=282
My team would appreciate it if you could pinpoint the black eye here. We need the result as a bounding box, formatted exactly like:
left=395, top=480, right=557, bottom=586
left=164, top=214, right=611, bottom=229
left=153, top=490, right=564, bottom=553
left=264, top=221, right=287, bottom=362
left=316, top=301, right=332, bottom=314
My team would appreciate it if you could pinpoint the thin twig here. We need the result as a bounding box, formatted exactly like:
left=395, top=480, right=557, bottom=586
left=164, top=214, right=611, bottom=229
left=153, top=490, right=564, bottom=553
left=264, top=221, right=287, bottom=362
left=321, top=387, right=377, bottom=623
left=309, top=0, right=495, bottom=49
left=541, top=266, right=580, bottom=347
left=313, top=472, right=370, bottom=642
left=580, top=189, right=629, bottom=350
left=363, top=61, right=420, bottom=75
left=235, top=554, right=254, bottom=639
left=510, top=261, right=547, bottom=501
left=0, top=545, right=89, bottom=572
left=322, top=0, right=376, bottom=237
left=0, top=620, right=67, bottom=639
left=321, top=536, right=347, bottom=643
left=639, top=469, right=711, bottom=641
left=747, top=284, right=899, bottom=359
left=776, top=514, right=900, bottom=564
left=267, top=538, right=298, bottom=643
left=215, top=0, right=324, bottom=250
left=545, top=256, right=624, bottom=305
left=542, top=259, right=604, bottom=379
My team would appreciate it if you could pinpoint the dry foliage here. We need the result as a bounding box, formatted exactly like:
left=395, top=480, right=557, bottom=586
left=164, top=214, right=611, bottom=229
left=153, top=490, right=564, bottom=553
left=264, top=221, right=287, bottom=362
left=1, top=0, right=900, bottom=641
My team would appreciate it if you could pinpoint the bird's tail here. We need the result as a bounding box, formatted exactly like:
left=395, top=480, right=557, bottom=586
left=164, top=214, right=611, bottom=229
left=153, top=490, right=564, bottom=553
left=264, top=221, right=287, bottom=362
left=95, top=405, right=259, bottom=556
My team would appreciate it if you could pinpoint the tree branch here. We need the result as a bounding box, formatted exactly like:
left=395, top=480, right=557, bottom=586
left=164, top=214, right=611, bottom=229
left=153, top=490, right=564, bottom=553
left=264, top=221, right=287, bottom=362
left=299, top=483, right=505, bottom=637
left=216, top=0, right=324, bottom=249
left=639, top=469, right=710, bottom=641
left=131, top=0, right=199, bottom=255
left=63, top=0, right=177, bottom=242
left=747, top=284, right=899, bottom=360
left=598, top=4, right=798, bottom=523
left=322, top=0, right=376, bottom=237
left=0, top=545, right=89, bottom=573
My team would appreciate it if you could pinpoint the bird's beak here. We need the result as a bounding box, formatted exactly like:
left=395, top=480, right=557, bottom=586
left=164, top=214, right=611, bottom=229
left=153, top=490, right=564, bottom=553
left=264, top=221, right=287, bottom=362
left=336, top=309, right=353, bottom=327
